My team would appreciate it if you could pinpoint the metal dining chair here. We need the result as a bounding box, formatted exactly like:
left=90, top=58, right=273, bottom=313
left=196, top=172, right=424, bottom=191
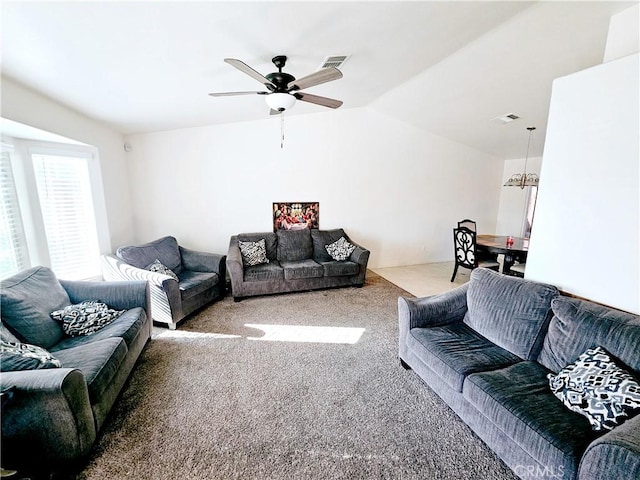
left=457, top=219, right=477, bottom=232
left=451, top=227, right=500, bottom=282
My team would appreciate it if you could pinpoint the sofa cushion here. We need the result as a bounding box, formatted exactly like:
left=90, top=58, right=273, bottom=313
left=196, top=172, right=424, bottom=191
left=407, top=322, right=521, bottom=392
left=322, top=261, right=360, bottom=277
left=538, top=296, right=640, bottom=376
left=51, top=307, right=147, bottom=351
left=238, top=232, right=278, bottom=261
left=243, top=261, right=284, bottom=282
left=53, top=337, right=127, bottom=403
left=311, top=229, right=347, bottom=263
left=0, top=266, right=69, bottom=349
left=50, top=301, right=125, bottom=337
left=0, top=340, right=62, bottom=371
left=463, top=268, right=558, bottom=361
left=117, top=236, right=183, bottom=274
left=178, top=271, right=220, bottom=301
left=281, top=259, right=324, bottom=280
left=464, top=362, right=598, bottom=479
left=548, top=346, right=640, bottom=431
left=277, top=228, right=313, bottom=262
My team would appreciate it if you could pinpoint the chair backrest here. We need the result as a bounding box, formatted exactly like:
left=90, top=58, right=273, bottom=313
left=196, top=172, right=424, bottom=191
left=453, top=227, right=478, bottom=269
left=457, top=219, right=477, bottom=232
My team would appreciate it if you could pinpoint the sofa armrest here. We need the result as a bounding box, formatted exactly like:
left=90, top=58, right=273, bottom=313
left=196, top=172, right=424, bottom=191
left=101, top=254, right=181, bottom=324
left=0, top=369, right=96, bottom=468
left=398, top=283, right=469, bottom=330
left=226, top=236, right=244, bottom=298
left=349, top=243, right=370, bottom=266
left=579, top=415, right=640, bottom=480
left=60, top=278, right=150, bottom=313
left=179, top=246, right=225, bottom=274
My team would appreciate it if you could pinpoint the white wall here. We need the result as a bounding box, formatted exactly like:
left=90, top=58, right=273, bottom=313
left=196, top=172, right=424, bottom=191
left=495, top=156, right=542, bottom=237
left=1, top=76, right=135, bottom=251
left=603, top=4, right=640, bottom=63
left=125, top=107, right=503, bottom=268
left=526, top=53, right=639, bottom=314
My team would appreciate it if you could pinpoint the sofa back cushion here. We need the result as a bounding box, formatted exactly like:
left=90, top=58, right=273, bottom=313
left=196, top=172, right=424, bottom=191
left=463, top=268, right=558, bottom=361
left=538, top=296, right=640, bottom=376
left=311, top=228, right=348, bottom=263
left=238, top=232, right=278, bottom=261
left=276, top=229, right=313, bottom=262
left=117, top=236, right=183, bottom=274
left=0, top=266, right=69, bottom=349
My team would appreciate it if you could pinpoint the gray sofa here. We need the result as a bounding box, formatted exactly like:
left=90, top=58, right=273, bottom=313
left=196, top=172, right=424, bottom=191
left=0, top=266, right=151, bottom=473
left=227, top=228, right=369, bottom=301
left=399, top=267, right=640, bottom=480
left=101, top=235, right=226, bottom=329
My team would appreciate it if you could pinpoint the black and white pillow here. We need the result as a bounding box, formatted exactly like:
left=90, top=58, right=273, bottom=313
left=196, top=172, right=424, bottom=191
left=51, top=301, right=125, bottom=337
left=548, top=346, right=640, bottom=431
left=325, top=236, right=356, bottom=261
left=0, top=340, right=62, bottom=371
left=146, top=259, right=179, bottom=281
left=238, top=239, right=269, bottom=266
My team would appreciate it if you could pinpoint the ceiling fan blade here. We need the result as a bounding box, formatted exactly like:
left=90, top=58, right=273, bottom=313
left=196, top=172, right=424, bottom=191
left=295, top=92, right=343, bottom=109
left=208, top=91, right=268, bottom=97
left=287, top=67, right=342, bottom=91
left=224, top=58, right=276, bottom=90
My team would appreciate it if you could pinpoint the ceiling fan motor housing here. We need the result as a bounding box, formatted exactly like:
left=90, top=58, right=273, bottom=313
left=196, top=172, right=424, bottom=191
left=265, top=72, right=296, bottom=92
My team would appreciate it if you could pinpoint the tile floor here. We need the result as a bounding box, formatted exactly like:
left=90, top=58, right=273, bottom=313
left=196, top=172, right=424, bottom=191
left=372, top=261, right=472, bottom=298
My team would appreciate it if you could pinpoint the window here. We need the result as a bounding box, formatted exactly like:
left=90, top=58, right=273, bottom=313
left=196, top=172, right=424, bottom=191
left=0, top=130, right=108, bottom=280
left=32, top=152, right=100, bottom=279
left=0, top=145, right=29, bottom=278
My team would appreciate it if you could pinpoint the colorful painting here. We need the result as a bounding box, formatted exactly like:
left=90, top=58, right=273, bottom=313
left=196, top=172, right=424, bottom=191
left=273, top=202, right=319, bottom=231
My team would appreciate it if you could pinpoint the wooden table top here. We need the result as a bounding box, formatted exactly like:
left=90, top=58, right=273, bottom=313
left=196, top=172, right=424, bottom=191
left=477, top=235, right=529, bottom=253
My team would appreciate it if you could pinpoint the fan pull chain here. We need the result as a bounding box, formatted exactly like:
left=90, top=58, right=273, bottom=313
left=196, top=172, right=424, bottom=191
left=280, top=112, right=285, bottom=148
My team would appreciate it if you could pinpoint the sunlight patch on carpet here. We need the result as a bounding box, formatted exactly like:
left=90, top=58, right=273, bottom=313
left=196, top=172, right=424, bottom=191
left=245, top=324, right=365, bottom=344
left=155, top=330, right=241, bottom=340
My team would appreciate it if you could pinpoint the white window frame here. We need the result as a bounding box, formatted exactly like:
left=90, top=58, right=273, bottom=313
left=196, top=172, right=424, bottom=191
left=2, top=136, right=111, bottom=279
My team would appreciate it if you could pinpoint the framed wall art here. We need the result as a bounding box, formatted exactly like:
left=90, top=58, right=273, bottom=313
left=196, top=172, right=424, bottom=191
left=273, top=202, right=319, bottom=231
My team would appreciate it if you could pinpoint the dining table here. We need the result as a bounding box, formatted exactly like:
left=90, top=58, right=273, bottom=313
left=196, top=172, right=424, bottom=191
left=476, top=234, right=529, bottom=275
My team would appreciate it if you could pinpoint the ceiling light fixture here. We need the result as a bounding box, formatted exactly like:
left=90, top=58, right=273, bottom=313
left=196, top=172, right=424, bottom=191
left=504, top=126, right=539, bottom=189
left=265, top=92, right=296, bottom=112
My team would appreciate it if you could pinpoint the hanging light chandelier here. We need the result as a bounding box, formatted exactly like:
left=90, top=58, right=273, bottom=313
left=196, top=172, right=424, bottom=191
left=504, top=126, right=539, bottom=189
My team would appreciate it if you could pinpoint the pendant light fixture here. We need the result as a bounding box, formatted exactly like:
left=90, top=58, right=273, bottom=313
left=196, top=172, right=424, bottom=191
left=504, top=126, right=539, bottom=189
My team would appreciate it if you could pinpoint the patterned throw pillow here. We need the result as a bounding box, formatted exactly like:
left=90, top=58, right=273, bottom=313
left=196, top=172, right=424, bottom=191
left=50, top=301, right=125, bottom=337
left=146, top=259, right=179, bottom=281
left=238, top=239, right=269, bottom=266
left=0, top=340, right=61, bottom=371
left=325, top=236, right=356, bottom=261
left=548, top=346, right=640, bottom=431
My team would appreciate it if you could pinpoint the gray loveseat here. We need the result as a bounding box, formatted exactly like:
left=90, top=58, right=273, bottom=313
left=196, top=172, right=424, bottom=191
left=0, top=266, right=151, bottom=473
left=399, top=268, right=640, bottom=480
left=227, top=228, right=369, bottom=301
left=101, top=235, right=226, bottom=329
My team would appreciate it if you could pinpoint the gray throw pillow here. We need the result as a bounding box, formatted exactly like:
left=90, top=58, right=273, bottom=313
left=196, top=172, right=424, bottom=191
left=0, top=340, right=62, bottom=371
left=50, top=301, right=125, bottom=337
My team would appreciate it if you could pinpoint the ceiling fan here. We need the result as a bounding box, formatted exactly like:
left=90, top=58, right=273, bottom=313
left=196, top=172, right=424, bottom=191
left=208, top=55, right=343, bottom=114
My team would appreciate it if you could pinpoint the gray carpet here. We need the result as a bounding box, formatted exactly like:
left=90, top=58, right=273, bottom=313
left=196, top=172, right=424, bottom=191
left=77, top=272, right=517, bottom=480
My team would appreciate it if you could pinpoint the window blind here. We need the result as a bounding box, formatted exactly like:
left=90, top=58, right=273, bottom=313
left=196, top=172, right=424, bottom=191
left=32, top=153, right=100, bottom=279
left=0, top=147, right=29, bottom=279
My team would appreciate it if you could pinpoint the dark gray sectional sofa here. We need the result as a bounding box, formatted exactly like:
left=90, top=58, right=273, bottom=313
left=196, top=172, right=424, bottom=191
left=0, top=266, right=151, bottom=473
left=227, top=228, right=369, bottom=301
left=399, top=268, right=640, bottom=480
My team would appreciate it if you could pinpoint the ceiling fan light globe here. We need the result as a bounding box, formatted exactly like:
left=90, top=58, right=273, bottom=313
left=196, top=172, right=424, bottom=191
left=265, top=93, right=296, bottom=112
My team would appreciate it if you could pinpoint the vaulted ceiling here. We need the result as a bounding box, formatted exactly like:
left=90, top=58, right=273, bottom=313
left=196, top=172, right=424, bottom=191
left=1, top=1, right=634, bottom=158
